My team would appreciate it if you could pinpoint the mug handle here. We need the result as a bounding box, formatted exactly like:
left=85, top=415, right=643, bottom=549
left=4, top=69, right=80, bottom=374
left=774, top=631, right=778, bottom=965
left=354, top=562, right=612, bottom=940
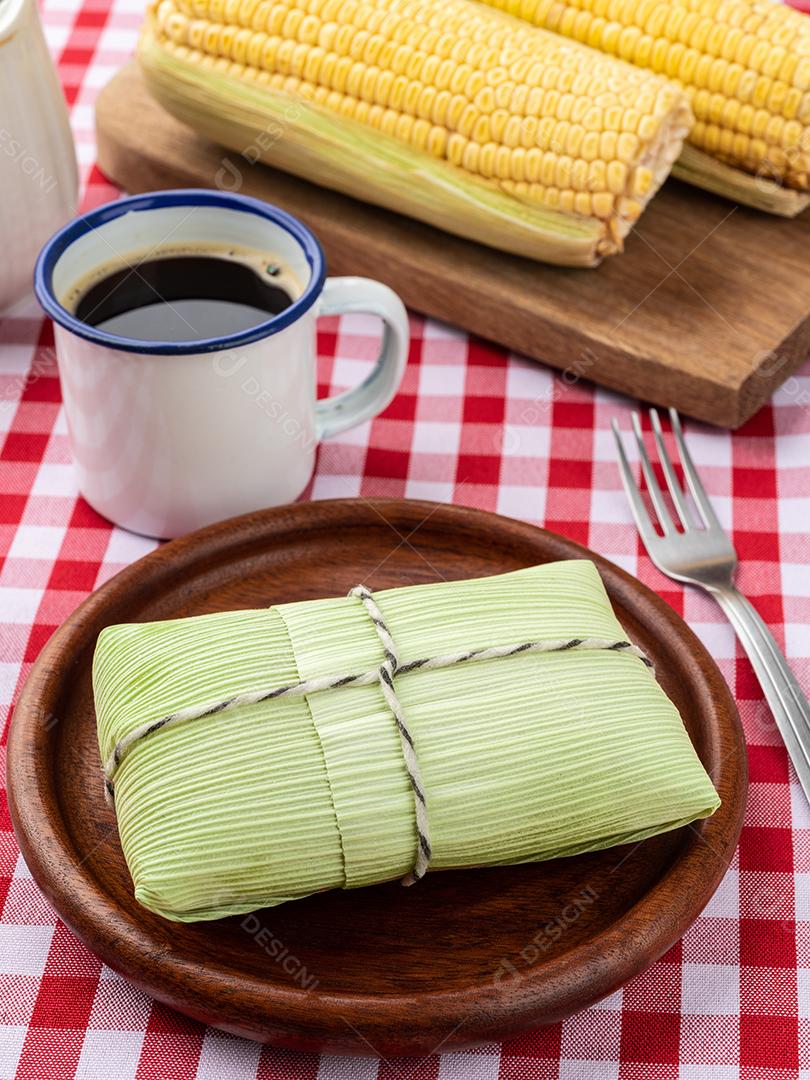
left=314, top=277, right=409, bottom=440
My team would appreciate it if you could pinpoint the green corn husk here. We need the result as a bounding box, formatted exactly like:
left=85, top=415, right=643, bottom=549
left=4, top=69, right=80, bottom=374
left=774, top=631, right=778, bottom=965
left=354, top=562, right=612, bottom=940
left=138, top=31, right=611, bottom=267
left=94, top=561, right=720, bottom=923
left=673, top=145, right=810, bottom=219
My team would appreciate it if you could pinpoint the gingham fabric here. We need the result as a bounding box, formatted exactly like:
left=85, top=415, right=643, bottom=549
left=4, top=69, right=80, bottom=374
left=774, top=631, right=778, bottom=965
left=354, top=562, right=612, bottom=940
left=1, top=1, right=810, bottom=1077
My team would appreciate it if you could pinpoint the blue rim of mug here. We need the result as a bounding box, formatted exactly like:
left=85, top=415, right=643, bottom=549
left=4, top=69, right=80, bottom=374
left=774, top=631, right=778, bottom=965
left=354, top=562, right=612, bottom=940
left=33, top=189, right=327, bottom=355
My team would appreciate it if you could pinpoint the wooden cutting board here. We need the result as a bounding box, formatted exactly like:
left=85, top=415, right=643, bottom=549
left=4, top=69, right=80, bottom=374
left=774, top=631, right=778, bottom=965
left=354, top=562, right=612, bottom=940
left=96, top=63, right=810, bottom=429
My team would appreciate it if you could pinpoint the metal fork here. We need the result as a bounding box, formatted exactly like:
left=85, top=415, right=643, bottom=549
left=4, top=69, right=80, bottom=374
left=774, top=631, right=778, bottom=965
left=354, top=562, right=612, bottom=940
left=612, top=407, right=810, bottom=801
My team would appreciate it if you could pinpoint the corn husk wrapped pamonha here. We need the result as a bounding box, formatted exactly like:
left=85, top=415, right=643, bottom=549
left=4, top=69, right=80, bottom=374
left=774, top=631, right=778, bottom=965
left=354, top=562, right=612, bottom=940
left=94, top=561, right=720, bottom=923
left=138, top=0, right=694, bottom=266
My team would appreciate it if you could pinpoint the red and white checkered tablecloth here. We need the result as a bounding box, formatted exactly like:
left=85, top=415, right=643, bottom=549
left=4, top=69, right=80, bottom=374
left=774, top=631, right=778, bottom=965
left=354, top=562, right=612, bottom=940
left=2, top=0, right=810, bottom=1076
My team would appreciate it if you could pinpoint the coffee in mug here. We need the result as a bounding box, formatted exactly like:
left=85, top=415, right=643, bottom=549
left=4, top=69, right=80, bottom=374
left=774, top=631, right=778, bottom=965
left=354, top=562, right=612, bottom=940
left=34, top=190, right=409, bottom=539
left=63, top=244, right=304, bottom=342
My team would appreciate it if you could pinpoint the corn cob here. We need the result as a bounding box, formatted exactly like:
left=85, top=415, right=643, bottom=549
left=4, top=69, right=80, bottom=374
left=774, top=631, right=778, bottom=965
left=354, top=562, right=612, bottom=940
left=140, top=0, right=693, bottom=266
left=476, top=0, right=810, bottom=215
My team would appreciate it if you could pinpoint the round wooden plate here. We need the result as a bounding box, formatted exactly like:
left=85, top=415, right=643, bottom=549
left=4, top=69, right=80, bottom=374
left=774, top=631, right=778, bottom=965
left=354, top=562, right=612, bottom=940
left=8, top=499, right=747, bottom=1056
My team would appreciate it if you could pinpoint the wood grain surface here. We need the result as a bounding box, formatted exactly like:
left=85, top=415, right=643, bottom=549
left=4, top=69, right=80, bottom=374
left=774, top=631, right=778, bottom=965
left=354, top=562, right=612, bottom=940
left=7, top=499, right=747, bottom=1055
left=94, top=62, right=810, bottom=430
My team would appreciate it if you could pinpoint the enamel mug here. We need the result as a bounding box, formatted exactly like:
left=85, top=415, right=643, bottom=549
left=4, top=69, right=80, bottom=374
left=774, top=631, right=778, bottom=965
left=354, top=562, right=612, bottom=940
left=34, top=190, right=409, bottom=539
left=0, top=0, right=78, bottom=311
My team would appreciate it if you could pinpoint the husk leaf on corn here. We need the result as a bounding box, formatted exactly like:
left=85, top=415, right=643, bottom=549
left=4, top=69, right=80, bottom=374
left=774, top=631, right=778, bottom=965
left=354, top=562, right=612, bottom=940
left=139, top=0, right=694, bottom=267
left=140, top=31, right=609, bottom=266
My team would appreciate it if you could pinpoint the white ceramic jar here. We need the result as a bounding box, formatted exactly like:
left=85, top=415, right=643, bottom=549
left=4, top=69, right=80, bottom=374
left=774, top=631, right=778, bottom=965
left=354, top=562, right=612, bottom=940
left=0, top=0, right=78, bottom=312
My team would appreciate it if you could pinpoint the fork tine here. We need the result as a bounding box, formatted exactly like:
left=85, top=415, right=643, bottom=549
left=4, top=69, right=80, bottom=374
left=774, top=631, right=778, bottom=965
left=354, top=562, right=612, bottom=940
left=611, top=419, right=658, bottom=544
left=630, top=411, right=675, bottom=535
left=669, top=408, right=722, bottom=530
left=650, top=408, right=694, bottom=530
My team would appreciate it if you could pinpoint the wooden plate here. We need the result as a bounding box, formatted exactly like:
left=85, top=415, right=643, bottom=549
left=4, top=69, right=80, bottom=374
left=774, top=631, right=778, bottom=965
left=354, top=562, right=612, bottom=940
left=8, top=499, right=747, bottom=1056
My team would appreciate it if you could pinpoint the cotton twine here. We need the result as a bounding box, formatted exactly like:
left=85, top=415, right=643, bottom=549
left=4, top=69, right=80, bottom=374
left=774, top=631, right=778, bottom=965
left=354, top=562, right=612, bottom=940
left=103, top=584, right=653, bottom=884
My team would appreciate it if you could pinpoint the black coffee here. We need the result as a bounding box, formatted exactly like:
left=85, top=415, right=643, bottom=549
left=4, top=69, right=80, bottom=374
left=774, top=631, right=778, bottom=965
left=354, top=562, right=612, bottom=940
left=74, top=254, right=297, bottom=342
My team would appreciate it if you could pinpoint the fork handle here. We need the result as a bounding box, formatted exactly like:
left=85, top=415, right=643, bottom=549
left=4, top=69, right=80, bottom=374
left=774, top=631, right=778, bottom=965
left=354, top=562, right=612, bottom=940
left=712, top=585, right=810, bottom=795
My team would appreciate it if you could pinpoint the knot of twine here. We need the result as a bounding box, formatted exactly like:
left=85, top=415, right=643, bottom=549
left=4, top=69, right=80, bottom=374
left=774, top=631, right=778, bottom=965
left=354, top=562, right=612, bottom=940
left=103, top=584, right=652, bottom=885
